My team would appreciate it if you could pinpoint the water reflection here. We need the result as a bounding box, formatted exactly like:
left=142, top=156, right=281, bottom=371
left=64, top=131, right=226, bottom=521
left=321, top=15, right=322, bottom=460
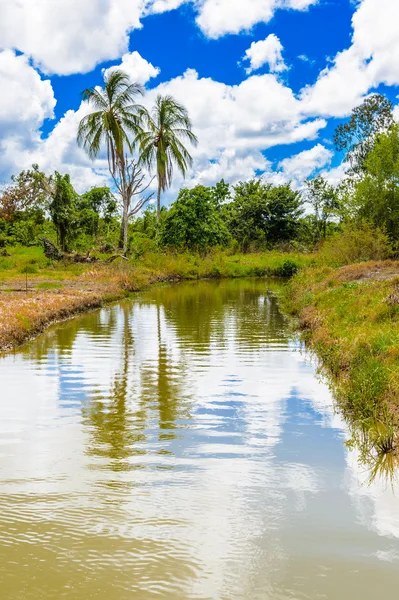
left=1, top=279, right=399, bottom=599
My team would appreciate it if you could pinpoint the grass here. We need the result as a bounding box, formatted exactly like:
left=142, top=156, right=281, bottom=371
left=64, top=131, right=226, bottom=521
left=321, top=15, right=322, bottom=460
left=286, top=261, right=399, bottom=481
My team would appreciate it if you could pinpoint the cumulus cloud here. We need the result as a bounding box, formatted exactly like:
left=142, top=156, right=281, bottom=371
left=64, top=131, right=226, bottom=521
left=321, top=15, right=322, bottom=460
left=0, top=50, right=56, bottom=181
left=1, top=102, right=110, bottom=193
left=0, top=59, right=329, bottom=194
left=0, top=0, right=148, bottom=76
left=243, top=34, right=287, bottom=74
left=103, top=51, right=160, bottom=85
left=9, top=0, right=399, bottom=196
left=140, top=69, right=326, bottom=193
left=0, top=0, right=319, bottom=76
left=301, top=0, right=399, bottom=117
left=196, top=0, right=318, bottom=38
left=279, top=144, right=333, bottom=182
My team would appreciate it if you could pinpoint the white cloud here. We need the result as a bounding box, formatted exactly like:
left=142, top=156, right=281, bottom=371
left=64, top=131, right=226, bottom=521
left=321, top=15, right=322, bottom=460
left=0, top=62, right=328, bottom=195
left=279, top=143, right=333, bottom=182
left=196, top=0, right=318, bottom=38
left=1, top=102, right=109, bottom=193
left=0, top=50, right=56, bottom=181
left=0, top=0, right=148, bottom=76
left=0, top=0, right=319, bottom=76
left=301, top=0, right=399, bottom=118
left=141, top=69, right=326, bottom=194
left=0, top=50, right=55, bottom=136
left=103, top=51, right=160, bottom=85
left=243, top=34, right=287, bottom=74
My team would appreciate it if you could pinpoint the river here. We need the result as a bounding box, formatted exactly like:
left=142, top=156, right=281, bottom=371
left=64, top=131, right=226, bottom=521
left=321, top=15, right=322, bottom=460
left=1, top=278, right=399, bottom=599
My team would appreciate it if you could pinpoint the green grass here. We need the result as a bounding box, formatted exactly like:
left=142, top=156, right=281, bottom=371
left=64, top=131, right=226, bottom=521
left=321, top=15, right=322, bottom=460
left=0, top=245, right=315, bottom=285
left=286, top=262, right=399, bottom=478
left=34, top=282, right=64, bottom=290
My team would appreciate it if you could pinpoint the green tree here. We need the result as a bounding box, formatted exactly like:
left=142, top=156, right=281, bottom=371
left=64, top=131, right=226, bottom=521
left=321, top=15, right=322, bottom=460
left=77, top=70, right=146, bottom=253
left=138, top=95, right=198, bottom=223
left=352, top=124, right=399, bottom=240
left=334, top=94, right=394, bottom=174
left=79, top=187, right=117, bottom=238
left=211, top=179, right=231, bottom=208
left=225, top=180, right=303, bottom=250
left=159, top=185, right=230, bottom=251
left=303, top=175, right=339, bottom=243
left=49, top=172, right=78, bottom=251
left=0, top=164, right=50, bottom=222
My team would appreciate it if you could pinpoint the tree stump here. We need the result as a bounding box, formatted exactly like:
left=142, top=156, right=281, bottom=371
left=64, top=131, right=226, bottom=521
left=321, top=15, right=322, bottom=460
left=40, top=237, right=64, bottom=261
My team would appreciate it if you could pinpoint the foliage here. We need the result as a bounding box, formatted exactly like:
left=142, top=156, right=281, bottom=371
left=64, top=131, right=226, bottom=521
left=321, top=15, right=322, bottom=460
left=334, top=94, right=394, bottom=174
left=49, top=172, right=79, bottom=251
left=303, top=175, right=339, bottom=243
left=0, top=164, right=51, bottom=221
left=77, top=70, right=144, bottom=173
left=317, top=222, right=392, bottom=267
left=159, top=185, right=230, bottom=251
left=351, top=124, right=399, bottom=241
left=77, top=70, right=145, bottom=253
left=131, top=205, right=159, bottom=239
left=224, top=179, right=303, bottom=251
left=138, top=95, right=198, bottom=221
left=274, top=259, right=299, bottom=277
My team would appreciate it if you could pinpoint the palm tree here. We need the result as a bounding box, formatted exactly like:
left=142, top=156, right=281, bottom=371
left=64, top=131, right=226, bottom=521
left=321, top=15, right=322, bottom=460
left=138, top=95, right=198, bottom=223
left=77, top=70, right=145, bottom=252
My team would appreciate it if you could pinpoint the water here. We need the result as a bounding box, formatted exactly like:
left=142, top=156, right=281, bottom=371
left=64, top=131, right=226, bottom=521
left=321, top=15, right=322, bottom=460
left=1, top=278, right=399, bottom=599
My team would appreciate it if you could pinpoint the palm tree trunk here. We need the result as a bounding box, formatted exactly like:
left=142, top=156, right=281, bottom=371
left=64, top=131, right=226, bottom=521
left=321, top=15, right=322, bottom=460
left=157, top=181, right=161, bottom=224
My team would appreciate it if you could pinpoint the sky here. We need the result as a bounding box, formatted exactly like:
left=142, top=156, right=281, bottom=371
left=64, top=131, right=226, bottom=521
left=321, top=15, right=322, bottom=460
left=1, top=0, right=399, bottom=205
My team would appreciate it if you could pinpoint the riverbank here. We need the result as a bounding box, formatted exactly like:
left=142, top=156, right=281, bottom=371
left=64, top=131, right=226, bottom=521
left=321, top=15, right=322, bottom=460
left=0, top=247, right=310, bottom=352
left=287, top=260, right=399, bottom=469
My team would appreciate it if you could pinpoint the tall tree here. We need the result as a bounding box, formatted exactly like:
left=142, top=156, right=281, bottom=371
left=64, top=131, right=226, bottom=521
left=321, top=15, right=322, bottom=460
left=334, top=93, right=394, bottom=174
left=138, top=95, right=198, bottom=223
left=77, top=70, right=146, bottom=253
left=49, top=172, right=78, bottom=251
left=352, top=123, right=399, bottom=240
left=303, top=175, right=339, bottom=243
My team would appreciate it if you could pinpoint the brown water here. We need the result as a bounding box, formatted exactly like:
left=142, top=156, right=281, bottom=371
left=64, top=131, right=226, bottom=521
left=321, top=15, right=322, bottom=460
left=1, top=278, right=399, bottom=599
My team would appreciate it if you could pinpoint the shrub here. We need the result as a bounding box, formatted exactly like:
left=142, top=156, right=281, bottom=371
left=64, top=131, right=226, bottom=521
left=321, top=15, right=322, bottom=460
left=317, top=222, right=392, bottom=267
left=274, top=259, right=299, bottom=278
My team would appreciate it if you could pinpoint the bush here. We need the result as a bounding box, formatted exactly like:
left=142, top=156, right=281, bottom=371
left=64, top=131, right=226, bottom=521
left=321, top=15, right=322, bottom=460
left=129, top=233, right=158, bottom=258
left=318, top=222, right=392, bottom=267
left=274, top=259, right=299, bottom=277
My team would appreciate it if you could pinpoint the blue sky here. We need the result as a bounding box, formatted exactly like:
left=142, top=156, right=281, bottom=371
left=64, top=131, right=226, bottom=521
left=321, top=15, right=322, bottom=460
left=0, top=0, right=398, bottom=201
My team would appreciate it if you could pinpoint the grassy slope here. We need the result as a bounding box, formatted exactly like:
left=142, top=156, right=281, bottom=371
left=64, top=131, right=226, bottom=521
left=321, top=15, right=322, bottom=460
left=287, top=261, right=399, bottom=444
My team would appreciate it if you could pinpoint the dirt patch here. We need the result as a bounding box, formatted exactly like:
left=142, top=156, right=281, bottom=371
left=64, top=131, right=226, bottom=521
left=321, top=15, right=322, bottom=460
left=337, top=260, right=399, bottom=283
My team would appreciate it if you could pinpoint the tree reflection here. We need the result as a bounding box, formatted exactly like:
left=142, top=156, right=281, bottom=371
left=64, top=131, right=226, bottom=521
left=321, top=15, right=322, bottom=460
left=83, top=300, right=192, bottom=472
left=143, top=279, right=290, bottom=356
left=82, top=304, right=146, bottom=472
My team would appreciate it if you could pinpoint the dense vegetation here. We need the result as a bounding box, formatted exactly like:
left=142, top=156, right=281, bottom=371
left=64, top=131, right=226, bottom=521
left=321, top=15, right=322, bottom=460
left=1, top=90, right=398, bottom=268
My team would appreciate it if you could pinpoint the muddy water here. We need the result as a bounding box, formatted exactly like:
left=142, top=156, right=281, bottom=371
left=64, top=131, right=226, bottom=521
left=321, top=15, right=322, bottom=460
left=1, top=279, right=399, bottom=599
